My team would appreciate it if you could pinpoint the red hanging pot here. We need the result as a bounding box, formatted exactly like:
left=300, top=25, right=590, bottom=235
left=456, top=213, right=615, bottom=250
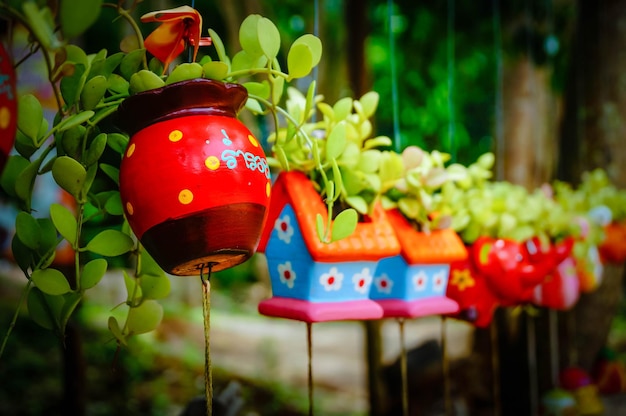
left=116, top=79, right=270, bottom=276
left=0, top=42, right=17, bottom=173
left=470, top=236, right=560, bottom=305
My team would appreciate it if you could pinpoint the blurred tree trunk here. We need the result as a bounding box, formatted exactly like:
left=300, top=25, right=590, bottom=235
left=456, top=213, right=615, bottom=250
left=472, top=1, right=572, bottom=415
left=558, top=0, right=626, bottom=373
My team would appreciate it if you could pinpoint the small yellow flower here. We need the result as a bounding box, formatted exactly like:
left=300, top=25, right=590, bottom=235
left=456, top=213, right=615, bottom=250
left=450, top=268, right=475, bottom=291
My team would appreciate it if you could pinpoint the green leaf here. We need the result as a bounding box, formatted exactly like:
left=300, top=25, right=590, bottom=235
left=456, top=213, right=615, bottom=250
left=14, top=158, right=42, bottom=210
left=17, top=94, right=44, bottom=144
left=59, top=292, right=82, bottom=334
left=15, top=212, right=41, bottom=250
left=80, top=75, right=107, bottom=110
left=104, top=192, right=124, bottom=215
left=345, top=195, right=369, bottom=215
left=107, top=73, right=129, bottom=95
left=330, top=209, right=358, bottom=242
left=140, top=249, right=164, bottom=276
left=106, top=133, right=129, bottom=155
left=14, top=130, right=39, bottom=159
left=85, top=229, right=134, bottom=257
left=231, top=50, right=264, bottom=73
left=60, top=125, right=86, bottom=159
left=239, top=15, right=263, bottom=58
left=84, top=133, right=107, bottom=166
left=325, top=121, right=347, bottom=160
left=258, top=17, right=281, bottom=59
left=52, top=156, right=87, bottom=198
left=293, top=34, right=322, bottom=67
left=31, top=268, right=72, bottom=296
left=60, top=0, right=103, bottom=38
left=37, top=218, right=58, bottom=259
left=271, top=76, right=285, bottom=105
left=50, top=203, right=77, bottom=246
left=316, top=213, right=325, bottom=242
left=120, top=49, right=146, bottom=81
left=129, top=69, right=166, bottom=94
left=287, top=43, right=314, bottom=80
left=126, top=300, right=163, bottom=335
left=244, top=98, right=264, bottom=115
left=208, top=28, right=228, bottom=64
left=165, top=62, right=203, bottom=85
left=333, top=97, right=353, bottom=121
left=123, top=270, right=141, bottom=302
left=363, top=135, right=393, bottom=150
left=0, top=155, right=29, bottom=197
left=22, top=2, right=59, bottom=50
left=99, top=163, right=120, bottom=185
left=81, top=163, right=98, bottom=201
left=202, top=61, right=229, bottom=80
left=60, top=62, right=87, bottom=108
left=108, top=316, right=127, bottom=346
left=55, top=111, right=95, bottom=133
left=357, top=150, right=382, bottom=173
left=81, top=258, right=107, bottom=290
left=104, top=52, right=125, bottom=75
left=11, top=234, right=33, bottom=274
left=140, top=274, right=171, bottom=300
left=27, top=288, right=57, bottom=330
left=359, top=91, right=380, bottom=119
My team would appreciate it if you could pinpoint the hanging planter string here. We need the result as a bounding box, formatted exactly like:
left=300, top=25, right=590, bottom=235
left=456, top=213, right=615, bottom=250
left=490, top=0, right=503, bottom=414
left=200, top=263, right=215, bottom=416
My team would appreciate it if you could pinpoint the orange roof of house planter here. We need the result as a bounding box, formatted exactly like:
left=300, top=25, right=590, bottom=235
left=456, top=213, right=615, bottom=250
left=258, top=170, right=400, bottom=261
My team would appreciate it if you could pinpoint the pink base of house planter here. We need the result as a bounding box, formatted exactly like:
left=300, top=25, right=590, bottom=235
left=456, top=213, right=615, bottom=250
left=258, top=297, right=383, bottom=323
left=375, top=298, right=459, bottom=319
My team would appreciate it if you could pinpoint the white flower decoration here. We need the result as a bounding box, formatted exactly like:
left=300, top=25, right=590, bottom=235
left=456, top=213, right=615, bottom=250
left=319, top=267, right=343, bottom=291
left=413, top=271, right=428, bottom=291
left=374, top=274, right=393, bottom=294
left=277, top=261, right=296, bottom=289
left=274, top=214, right=294, bottom=244
left=432, top=270, right=446, bottom=293
left=352, top=267, right=373, bottom=294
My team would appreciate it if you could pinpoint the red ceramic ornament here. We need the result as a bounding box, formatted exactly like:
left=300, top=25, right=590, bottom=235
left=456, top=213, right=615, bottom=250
left=0, top=41, right=17, bottom=173
left=532, top=256, right=580, bottom=310
left=470, top=237, right=562, bottom=305
left=599, top=221, right=626, bottom=264
left=116, top=79, right=270, bottom=276
left=446, top=257, right=500, bottom=328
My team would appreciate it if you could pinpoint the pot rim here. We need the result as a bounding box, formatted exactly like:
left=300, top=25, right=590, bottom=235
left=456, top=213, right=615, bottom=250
left=115, top=78, right=248, bottom=136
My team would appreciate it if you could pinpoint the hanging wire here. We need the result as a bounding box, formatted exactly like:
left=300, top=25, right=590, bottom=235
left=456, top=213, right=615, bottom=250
left=305, top=4, right=319, bottom=415
left=387, top=0, right=401, bottom=152
left=397, top=318, right=409, bottom=416
left=527, top=313, right=539, bottom=415
left=441, top=317, right=452, bottom=415
left=492, top=0, right=505, bottom=181
left=306, top=322, right=314, bottom=416
left=200, top=263, right=214, bottom=416
left=447, top=0, right=456, bottom=162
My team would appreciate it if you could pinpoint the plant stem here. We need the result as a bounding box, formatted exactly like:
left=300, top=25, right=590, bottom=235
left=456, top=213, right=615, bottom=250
left=102, top=3, right=148, bottom=69
left=0, top=279, right=32, bottom=360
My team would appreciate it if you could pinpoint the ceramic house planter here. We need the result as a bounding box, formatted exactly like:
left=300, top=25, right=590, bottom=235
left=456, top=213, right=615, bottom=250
left=116, top=79, right=271, bottom=276
left=369, top=208, right=464, bottom=318
left=0, top=41, right=16, bottom=173
left=256, top=171, right=401, bottom=323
